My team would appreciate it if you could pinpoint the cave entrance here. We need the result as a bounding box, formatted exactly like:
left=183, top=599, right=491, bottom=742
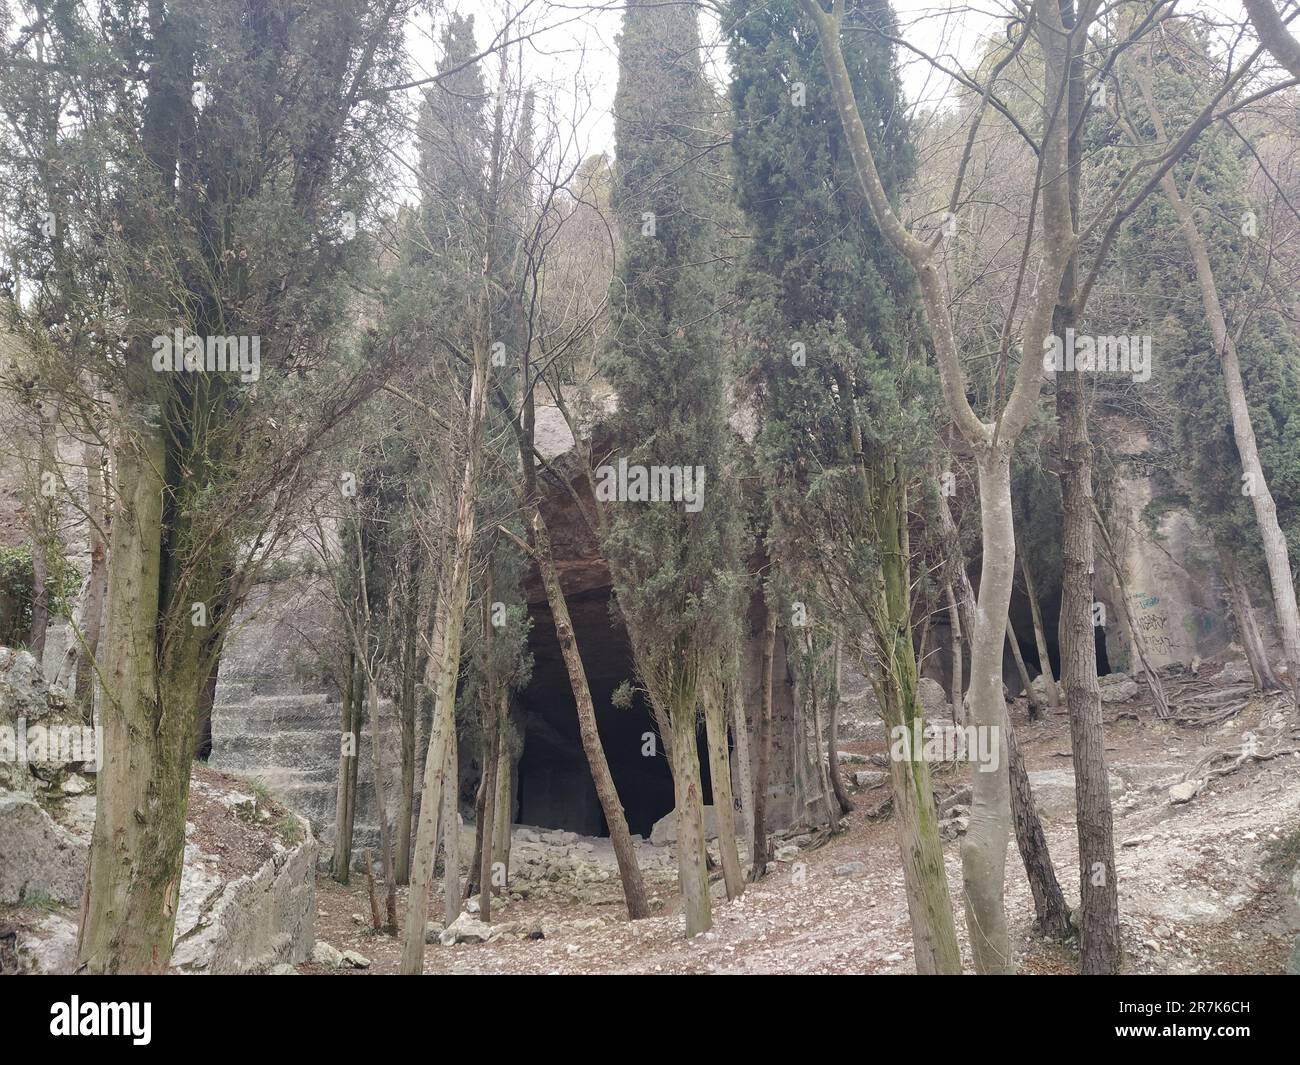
left=516, top=586, right=711, bottom=839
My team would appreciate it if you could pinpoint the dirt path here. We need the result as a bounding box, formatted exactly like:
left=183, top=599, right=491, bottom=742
left=307, top=687, right=1300, bottom=975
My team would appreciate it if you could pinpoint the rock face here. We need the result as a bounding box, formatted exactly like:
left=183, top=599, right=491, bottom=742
left=210, top=423, right=803, bottom=851
left=0, top=647, right=94, bottom=795
left=209, top=580, right=422, bottom=862
left=1098, top=674, right=1141, bottom=703
left=504, top=823, right=677, bottom=905
left=917, top=677, right=949, bottom=717
left=1094, top=421, right=1263, bottom=672
left=169, top=829, right=316, bottom=975
left=649, top=805, right=725, bottom=847
left=0, top=791, right=86, bottom=905
left=1028, top=768, right=1125, bottom=821
left=1, top=765, right=316, bottom=974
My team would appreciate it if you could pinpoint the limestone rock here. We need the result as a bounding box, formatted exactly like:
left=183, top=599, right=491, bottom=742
left=439, top=912, right=492, bottom=946
left=1168, top=780, right=1201, bottom=805
left=1027, top=768, right=1124, bottom=820
left=0, top=791, right=86, bottom=905
left=650, top=805, right=724, bottom=847
left=7, top=912, right=78, bottom=974
left=1216, top=660, right=1254, bottom=686
left=311, top=941, right=345, bottom=967
left=59, top=774, right=89, bottom=796
left=168, top=809, right=316, bottom=974
left=1098, top=674, right=1140, bottom=703
left=0, top=648, right=89, bottom=793
left=917, top=677, right=949, bottom=716
left=341, top=949, right=370, bottom=969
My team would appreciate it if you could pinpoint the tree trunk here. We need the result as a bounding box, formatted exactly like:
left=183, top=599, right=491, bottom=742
left=1155, top=142, right=1300, bottom=714
left=441, top=732, right=460, bottom=927
left=394, top=618, right=418, bottom=885
left=826, top=639, right=853, bottom=815
left=703, top=673, right=744, bottom=900
left=73, top=442, right=108, bottom=719
left=1058, top=366, right=1122, bottom=974
left=1055, top=7, right=1121, bottom=970
left=332, top=654, right=357, bottom=883
left=1219, top=548, right=1280, bottom=690
left=959, top=450, right=1015, bottom=975
left=465, top=594, right=494, bottom=903
left=477, top=692, right=502, bottom=923
left=1006, top=616, right=1041, bottom=718
left=751, top=602, right=776, bottom=879
left=1092, top=505, right=1171, bottom=718
left=465, top=761, right=487, bottom=901
left=491, top=741, right=512, bottom=891
left=884, top=706, right=963, bottom=973
left=941, top=486, right=1066, bottom=952
left=363, top=671, right=397, bottom=931
left=532, top=509, right=650, bottom=917
left=1006, top=717, right=1072, bottom=938
left=729, top=660, right=756, bottom=833
left=26, top=417, right=55, bottom=661
left=807, top=647, right=837, bottom=830
left=945, top=583, right=964, bottom=725
left=875, top=471, right=963, bottom=974
left=399, top=341, right=489, bottom=973
left=77, top=424, right=191, bottom=972
left=670, top=687, right=711, bottom=937
left=1021, top=555, right=1059, bottom=708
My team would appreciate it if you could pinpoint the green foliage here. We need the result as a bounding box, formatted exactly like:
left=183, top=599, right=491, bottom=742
left=1107, top=27, right=1300, bottom=587
left=0, top=543, right=81, bottom=647
left=17, top=889, right=66, bottom=913
left=728, top=0, right=934, bottom=632
left=603, top=0, right=744, bottom=685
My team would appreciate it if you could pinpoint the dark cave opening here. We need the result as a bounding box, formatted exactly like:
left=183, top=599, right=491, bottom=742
left=1009, top=582, right=1115, bottom=684
left=516, top=586, right=712, bottom=839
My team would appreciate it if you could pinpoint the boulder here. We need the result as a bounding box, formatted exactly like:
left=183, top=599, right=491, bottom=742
left=5, top=912, right=78, bottom=974
left=439, top=912, right=492, bottom=946
left=0, top=648, right=89, bottom=793
left=1168, top=780, right=1201, bottom=805
left=650, top=805, right=723, bottom=847
left=1027, top=768, right=1124, bottom=820
left=341, top=949, right=370, bottom=969
left=939, top=815, right=969, bottom=841
left=917, top=677, right=949, bottom=716
left=1215, top=659, right=1254, bottom=686
left=168, top=817, right=316, bottom=974
left=311, top=941, right=345, bottom=968
left=0, top=791, right=86, bottom=905
left=1098, top=674, right=1140, bottom=703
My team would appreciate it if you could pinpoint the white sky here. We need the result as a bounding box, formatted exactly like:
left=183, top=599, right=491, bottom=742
left=404, top=0, right=1259, bottom=170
